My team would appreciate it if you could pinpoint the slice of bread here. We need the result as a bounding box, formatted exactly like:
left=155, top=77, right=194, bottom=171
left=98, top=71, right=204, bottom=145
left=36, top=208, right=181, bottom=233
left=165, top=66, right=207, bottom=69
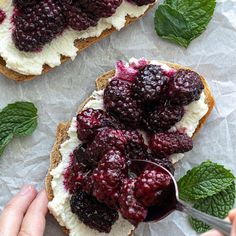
left=45, top=62, right=215, bottom=235
left=0, top=4, right=155, bottom=82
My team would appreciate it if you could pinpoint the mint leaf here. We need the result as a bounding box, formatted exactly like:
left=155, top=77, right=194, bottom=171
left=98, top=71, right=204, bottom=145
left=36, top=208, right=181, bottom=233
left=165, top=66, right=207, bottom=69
left=2, top=102, right=38, bottom=136
left=166, top=0, right=216, bottom=37
left=0, top=102, right=38, bottom=155
left=154, top=5, right=192, bottom=47
left=189, top=183, right=236, bottom=233
left=178, top=161, right=235, bottom=201
left=178, top=162, right=235, bottom=234
left=154, top=0, right=216, bottom=47
left=0, top=130, right=13, bottom=156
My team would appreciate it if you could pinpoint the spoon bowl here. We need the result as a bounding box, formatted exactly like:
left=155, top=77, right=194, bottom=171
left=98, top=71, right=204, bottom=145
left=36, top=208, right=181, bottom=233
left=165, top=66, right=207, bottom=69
left=131, top=159, right=232, bottom=235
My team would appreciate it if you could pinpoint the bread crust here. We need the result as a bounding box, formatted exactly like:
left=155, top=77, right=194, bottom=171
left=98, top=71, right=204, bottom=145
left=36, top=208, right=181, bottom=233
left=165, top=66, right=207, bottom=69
left=45, top=62, right=215, bottom=235
left=0, top=5, right=154, bottom=82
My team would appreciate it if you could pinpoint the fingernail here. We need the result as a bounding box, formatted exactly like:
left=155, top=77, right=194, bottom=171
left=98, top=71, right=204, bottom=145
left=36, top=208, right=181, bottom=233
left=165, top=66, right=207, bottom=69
left=19, top=185, right=34, bottom=196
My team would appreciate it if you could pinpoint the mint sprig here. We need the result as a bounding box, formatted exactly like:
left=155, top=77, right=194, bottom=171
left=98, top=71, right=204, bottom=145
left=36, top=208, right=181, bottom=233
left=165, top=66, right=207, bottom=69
left=189, top=183, right=236, bottom=233
left=0, top=102, right=38, bottom=156
left=154, top=0, right=216, bottom=47
left=178, top=161, right=235, bottom=201
left=178, top=161, right=236, bottom=233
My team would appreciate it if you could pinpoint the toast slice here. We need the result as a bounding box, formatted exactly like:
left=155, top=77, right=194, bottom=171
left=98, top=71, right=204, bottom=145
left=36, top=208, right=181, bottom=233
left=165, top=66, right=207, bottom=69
left=45, top=62, right=215, bottom=235
left=0, top=4, right=155, bottom=82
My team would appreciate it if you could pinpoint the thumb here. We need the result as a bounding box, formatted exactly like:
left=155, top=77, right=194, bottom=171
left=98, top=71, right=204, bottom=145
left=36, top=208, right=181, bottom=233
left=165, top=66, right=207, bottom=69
left=0, top=185, right=37, bottom=236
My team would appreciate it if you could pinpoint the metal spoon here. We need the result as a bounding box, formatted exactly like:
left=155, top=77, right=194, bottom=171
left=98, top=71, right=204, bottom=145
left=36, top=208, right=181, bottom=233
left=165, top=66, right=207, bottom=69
left=132, top=159, right=232, bottom=236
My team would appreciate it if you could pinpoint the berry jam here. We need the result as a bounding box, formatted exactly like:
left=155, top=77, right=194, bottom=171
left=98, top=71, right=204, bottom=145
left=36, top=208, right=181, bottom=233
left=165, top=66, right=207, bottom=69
left=63, top=144, right=93, bottom=194
left=63, top=153, right=83, bottom=194
left=0, top=9, right=6, bottom=24
left=115, top=60, right=139, bottom=82
left=145, top=181, right=177, bottom=222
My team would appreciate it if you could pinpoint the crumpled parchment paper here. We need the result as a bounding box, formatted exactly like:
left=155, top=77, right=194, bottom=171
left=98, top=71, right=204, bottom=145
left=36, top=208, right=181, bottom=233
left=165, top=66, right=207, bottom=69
left=0, top=0, right=236, bottom=235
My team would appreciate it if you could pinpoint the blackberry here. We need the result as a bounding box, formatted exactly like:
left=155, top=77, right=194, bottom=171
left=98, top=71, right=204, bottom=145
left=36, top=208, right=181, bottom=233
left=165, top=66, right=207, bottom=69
left=129, top=0, right=155, bottom=6
left=81, top=170, right=95, bottom=195
left=70, top=191, right=119, bottom=233
left=72, top=144, right=94, bottom=170
left=168, top=69, right=204, bottom=105
left=126, top=152, right=175, bottom=178
left=149, top=131, right=193, bottom=155
left=134, top=167, right=172, bottom=207
left=92, top=149, right=127, bottom=208
left=76, top=108, right=123, bottom=142
left=78, top=0, right=122, bottom=18
left=12, top=0, right=66, bottom=52
left=118, top=179, right=147, bottom=226
left=63, top=153, right=82, bottom=194
left=148, top=157, right=175, bottom=175
left=153, top=158, right=175, bottom=175
left=132, top=64, right=169, bottom=103
left=14, top=0, right=39, bottom=7
left=63, top=144, right=92, bottom=194
left=64, top=4, right=98, bottom=31
left=85, top=128, right=127, bottom=164
left=104, top=79, right=143, bottom=127
left=143, top=104, right=184, bottom=133
left=123, top=130, right=148, bottom=160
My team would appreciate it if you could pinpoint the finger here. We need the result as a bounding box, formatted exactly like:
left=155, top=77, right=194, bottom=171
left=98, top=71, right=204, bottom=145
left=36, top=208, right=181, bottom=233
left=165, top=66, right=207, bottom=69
left=201, top=229, right=224, bottom=236
left=201, top=217, right=230, bottom=236
left=19, top=189, right=48, bottom=236
left=229, top=209, right=236, bottom=222
left=231, top=217, right=236, bottom=236
left=0, top=185, right=37, bottom=236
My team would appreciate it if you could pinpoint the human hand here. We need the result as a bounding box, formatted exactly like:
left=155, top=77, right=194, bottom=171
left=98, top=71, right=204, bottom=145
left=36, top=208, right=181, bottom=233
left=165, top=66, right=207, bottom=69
left=0, top=185, right=48, bottom=236
left=201, top=209, right=236, bottom=236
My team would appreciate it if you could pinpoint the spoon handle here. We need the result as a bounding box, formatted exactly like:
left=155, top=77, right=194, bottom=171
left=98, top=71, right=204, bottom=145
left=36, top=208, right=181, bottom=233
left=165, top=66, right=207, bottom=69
left=177, top=201, right=231, bottom=236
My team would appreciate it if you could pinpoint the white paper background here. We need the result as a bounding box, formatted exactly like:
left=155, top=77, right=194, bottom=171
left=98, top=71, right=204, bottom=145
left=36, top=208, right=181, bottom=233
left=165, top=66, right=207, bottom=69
left=0, top=0, right=236, bottom=235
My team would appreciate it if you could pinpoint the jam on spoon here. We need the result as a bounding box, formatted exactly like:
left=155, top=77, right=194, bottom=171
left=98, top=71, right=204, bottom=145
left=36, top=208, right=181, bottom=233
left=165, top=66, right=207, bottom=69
left=131, top=159, right=232, bottom=236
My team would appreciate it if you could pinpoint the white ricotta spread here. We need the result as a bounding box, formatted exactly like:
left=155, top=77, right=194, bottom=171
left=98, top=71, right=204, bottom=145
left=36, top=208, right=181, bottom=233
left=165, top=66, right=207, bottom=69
left=169, top=92, right=208, bottom=163
left=0, top=0, right=150, bottom=75
left=49, top=61, right=209, bottom=235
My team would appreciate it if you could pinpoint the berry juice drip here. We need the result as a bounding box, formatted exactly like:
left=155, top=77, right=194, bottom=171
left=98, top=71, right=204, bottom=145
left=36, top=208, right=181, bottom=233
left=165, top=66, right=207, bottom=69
left=0, top=9, right=6, bottom=24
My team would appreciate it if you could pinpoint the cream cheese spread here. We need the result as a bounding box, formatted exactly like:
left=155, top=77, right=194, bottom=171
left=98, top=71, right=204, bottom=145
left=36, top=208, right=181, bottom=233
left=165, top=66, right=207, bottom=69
left=48, top=61, right=209, bottom=235
left=0, top=0, right=150, bottom=75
